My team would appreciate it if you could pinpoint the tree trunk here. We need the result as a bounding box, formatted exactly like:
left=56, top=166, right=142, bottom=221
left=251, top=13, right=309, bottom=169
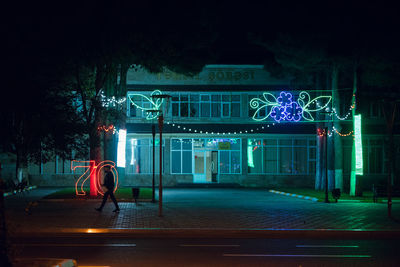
left=327, top=65, right=338, bottom=191
left=0, top=171, right=12, bottom=266
left=89, top=107, right=103, bottom=196
left=332, top=63, right=343, bottom=191
left=383, top=101, right=397, bottom=217
left=15, top=146, right=29, bottom=185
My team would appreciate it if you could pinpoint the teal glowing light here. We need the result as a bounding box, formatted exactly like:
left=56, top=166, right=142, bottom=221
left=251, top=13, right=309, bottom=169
left=117, top=129, right=127, bottom=168
left=128, top=90, right=164, bottom=120
left=247, top=139, right=254, bottom=168
left=250, top=91, right=332, bottom=122
left=354, top=114, right=363, bottom=175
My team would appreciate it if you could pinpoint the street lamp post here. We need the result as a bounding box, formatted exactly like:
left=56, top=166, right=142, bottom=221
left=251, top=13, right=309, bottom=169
left=158, top=114, right=164, bottom=217
left=149, top=94, right=170, bottom=217
left=152, top=124, right=156, bottom=203
left=324, top=127, right=330, bottom=203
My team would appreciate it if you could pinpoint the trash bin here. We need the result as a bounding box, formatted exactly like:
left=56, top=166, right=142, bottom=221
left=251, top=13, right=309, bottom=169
left=132, top=188, right=140, bottom=203
left=332, top=188, right=341, bottom=202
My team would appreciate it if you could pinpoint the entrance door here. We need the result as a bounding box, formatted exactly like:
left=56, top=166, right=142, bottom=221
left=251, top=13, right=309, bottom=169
left=193, top=150, right=218, bottom=183
left=211, top=151, right=218, bottom=182
left=194, top=151, right=206, bottom=183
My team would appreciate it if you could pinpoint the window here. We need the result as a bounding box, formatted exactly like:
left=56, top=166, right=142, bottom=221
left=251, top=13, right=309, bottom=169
left=248, top=94, right=266, bottom=118
left=190, top=95, right=199, bottom=117
left=218, top=138, right=241, bottom=174
left=128, top=94, right=151, bottom=118
left=219, top=151, right=230, bottom=173
left=180, top=94, right=189, bottom=117
left=248, top=139, right=262, bottom=174
left=128, top=92, right=242, bottom=118
left=231, top=95, right=241, bottom=117
left=126, top=138, right=165, bottom=174
left=343, top=137, right=387, bottom=175
left=264, top=147, right=277, bottom=173
left=56, top=156, right=73, bottom=174
left=201, top=95, right=211, bottom=117
left=169, top=93, right=241, bottom=118
left=248, top=137, right=316, bottom=175
left=171, top=138, right=241, bottom=174
left=171, top=139, right=193, bottom=174
left=211, top=95, right=221, bottom=117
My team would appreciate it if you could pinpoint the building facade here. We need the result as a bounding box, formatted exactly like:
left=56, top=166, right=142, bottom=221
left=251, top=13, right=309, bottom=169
left=20, top=64, right=399, bottom=190
left=124, top=65, right=320, bottom=188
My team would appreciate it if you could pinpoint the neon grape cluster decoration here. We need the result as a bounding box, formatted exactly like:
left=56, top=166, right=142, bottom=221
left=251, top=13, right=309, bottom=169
left=250, top=91, right=332, bottom=122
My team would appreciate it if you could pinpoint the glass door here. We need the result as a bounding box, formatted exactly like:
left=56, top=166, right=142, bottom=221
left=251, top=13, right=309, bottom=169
left=193, top=151, right=206, bottom=183
left=193, top=150, right=218, bottom=183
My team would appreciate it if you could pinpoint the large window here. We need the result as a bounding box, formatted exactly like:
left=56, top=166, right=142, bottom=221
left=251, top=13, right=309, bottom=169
left=170, top=93, right=241, bottom=118
left=218, top=138, right=241, bottom=174
left=248, top=137, right=316, bottom=175
left=171, top=138, right=241, bottom=174
left=128, top=92, right=241, bottom=119
left=126, top=138, right=165, bottom=174
left=171, top=139, right=193, bottom=174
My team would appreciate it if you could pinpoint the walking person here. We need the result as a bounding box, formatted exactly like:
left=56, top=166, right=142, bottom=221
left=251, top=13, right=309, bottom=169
left=95, top=165, right=120, bottom=212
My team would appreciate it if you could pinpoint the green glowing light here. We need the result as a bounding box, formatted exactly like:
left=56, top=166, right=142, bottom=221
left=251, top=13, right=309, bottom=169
left=128, top=90, right=164, bottom=120
left=354, top=114, right=363, bottom=175
left=247, top=139, right=254, bottom=168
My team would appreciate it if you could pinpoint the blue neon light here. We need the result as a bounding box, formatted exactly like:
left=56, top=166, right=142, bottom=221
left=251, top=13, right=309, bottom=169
left=250, top=91, right=332, bottom=122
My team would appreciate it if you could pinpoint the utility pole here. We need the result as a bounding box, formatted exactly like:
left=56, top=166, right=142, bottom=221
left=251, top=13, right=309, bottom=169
left=158, top=114, right=164, bottom=217
left=150, top=94, right=171, bottom=217
left=324, top=127, right=330, bottom=203
left=152, top=124, right=156, bottom=203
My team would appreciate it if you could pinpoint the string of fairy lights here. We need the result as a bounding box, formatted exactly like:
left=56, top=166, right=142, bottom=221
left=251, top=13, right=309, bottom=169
left=317, top=126, right=354, bottom=137
left=100, top=91, right=126, bottom=108
left=97, top=116, right=354, bottom=137
left=316, top=97, right=356, bottom=121
left=97, top=90, right=356, bottom=137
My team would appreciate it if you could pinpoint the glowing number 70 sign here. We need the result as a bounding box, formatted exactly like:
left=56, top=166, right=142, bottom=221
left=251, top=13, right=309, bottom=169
left=71, top=160, right=119, bottom=196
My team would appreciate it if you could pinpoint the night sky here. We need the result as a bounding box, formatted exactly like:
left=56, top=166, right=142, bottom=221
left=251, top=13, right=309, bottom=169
left=4, top=1, right=400, bottom=64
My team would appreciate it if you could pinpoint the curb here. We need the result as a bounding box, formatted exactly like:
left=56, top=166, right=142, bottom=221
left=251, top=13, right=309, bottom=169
left=13, top=257, right=77, bottom=267
left=269, top=189, right=319, bottom=202
left=3, top=185, right=37, bottom=197
left=11, top=227, right=400, bottom=240
left=40, top=198, right=154, bottom=202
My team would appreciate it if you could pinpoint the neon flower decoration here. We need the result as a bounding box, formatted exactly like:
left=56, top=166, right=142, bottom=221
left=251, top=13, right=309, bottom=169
left=270, top=106, right=286, bottom=122
left=285, top=102, right=303, bottom=122
left=128, top=90, right=164, bottom=120
left=72, top=160, right=119, bottom=196
left=250, top=91, right=331, bottom=122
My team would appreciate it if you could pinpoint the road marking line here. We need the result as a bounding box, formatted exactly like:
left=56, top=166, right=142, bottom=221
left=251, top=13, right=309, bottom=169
left=223, top=254, right=371, bottom=258
left=20, top=244, right=136, bottom=247
left=180, top=244, right=240, bottom=247
left=296, top=245, right=359, bottom=248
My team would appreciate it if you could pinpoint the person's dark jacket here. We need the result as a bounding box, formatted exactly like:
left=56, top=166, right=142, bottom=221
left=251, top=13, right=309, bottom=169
left=103, top=171, right=115, bottom=191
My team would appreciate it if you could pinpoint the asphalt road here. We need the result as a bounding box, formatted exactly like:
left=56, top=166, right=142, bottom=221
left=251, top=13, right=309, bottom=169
left=9, top=236, right=400, bottom=267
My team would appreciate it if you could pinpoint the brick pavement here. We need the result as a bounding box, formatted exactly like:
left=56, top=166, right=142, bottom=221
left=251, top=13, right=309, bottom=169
left=4, top=188, right=400, bottom=235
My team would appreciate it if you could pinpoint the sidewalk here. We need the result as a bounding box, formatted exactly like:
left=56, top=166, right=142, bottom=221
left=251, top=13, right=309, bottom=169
left=5, top=188, right=400, bottom=238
